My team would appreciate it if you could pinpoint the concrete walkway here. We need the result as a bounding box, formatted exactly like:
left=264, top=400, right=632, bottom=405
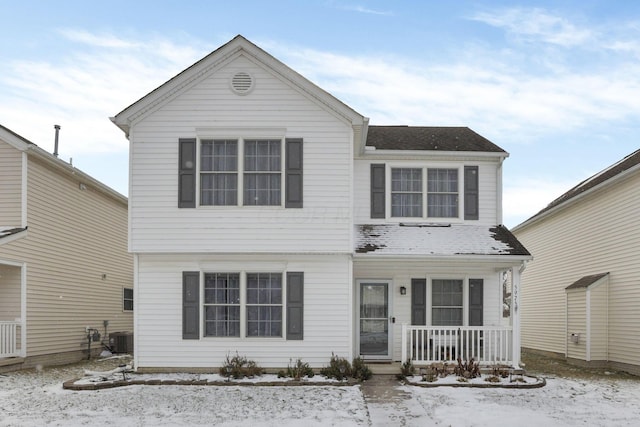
left=360, top=374, right=431, bottom=426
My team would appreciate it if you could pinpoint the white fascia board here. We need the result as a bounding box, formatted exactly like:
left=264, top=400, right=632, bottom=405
left=112, top=36, right=365, bottom=136
left=0, top=127, right=31, bottom=151
left=358, top=149, right=509, bottom=161
left=0, top=229, right=28, bottom=246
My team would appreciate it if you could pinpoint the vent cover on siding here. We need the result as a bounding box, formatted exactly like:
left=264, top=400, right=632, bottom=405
left=230, top=71, right=254, bottom=95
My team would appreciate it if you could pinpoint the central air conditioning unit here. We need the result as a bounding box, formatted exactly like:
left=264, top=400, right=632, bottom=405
left=109, top=332, right=134, bottom=354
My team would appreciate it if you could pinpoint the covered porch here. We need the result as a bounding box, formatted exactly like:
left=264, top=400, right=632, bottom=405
left=353, top=223, right=530, bottom=369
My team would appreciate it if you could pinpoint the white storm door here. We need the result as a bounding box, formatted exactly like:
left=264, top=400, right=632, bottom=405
left=359, top=281, right=391, bottom=359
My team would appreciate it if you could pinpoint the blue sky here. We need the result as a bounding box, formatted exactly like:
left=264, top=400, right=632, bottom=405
left=2, top=1, right=639, bottom=227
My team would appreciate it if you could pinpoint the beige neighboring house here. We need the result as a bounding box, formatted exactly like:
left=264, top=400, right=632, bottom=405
left=0, top=124, right=133, bottom=372
left=513, top=149, right=640, bottom=375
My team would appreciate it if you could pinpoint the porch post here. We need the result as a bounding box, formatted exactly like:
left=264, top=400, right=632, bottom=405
left=20, top=262, right=27, bottom=357
left=511, top=265, right=521, bottom=368
left=401, top=323, right=408, bottom=363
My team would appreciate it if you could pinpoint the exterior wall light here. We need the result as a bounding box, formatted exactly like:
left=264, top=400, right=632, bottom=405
left=400, top=286, right=407, bottom=295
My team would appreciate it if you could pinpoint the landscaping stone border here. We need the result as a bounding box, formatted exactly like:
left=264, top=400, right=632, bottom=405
left=405, top=374, right=546, bottom=389
left=63, top=377, right=359, bottom=391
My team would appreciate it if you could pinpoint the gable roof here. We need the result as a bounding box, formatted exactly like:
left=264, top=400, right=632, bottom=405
left=354, top=223, right=530, bottom=258
left=565, top=272, right=609, bottom=290
left=365, top=126, right=507, bottom=153
left=516, top=149, right=640, bottom=229
left=112, top=35, right=365, bottom=136
left=0, top=123, right=33, bottom=150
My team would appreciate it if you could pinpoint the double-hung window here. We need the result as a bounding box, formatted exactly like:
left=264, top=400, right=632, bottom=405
left=202, top=272, right=282, bottom=338
left=204, top=273, right=241, bottom=337
left=391, top=168, right=423, bottom=217
left=199, top=139, right=282, bottom=206
left=246, top=273, right=282, bottom=337
left=200, top=140, right=238, bottom=206
left=389, top=167, right=459, bottom=219
left=427, top=168, right=458, bottom=217
left=244, top=139, right=281, bottom=206
left=431, top=279, right=463, bottom=326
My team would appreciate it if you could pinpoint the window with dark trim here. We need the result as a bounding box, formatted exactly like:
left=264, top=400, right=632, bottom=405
left=123, top=288, right=133, bottom=311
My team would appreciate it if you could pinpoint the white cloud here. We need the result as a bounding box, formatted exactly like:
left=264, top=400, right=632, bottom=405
left=0, top=31, right=209, bottom=156
left=470, top=8, right=593, bottom=47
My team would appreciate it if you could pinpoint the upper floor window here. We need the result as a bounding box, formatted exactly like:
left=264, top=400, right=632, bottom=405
left=179, top=137, right=302, bottom=209
left=390, top=167, right=458, bottom=218
left=427, top=169, right=458, bottom=218
left=199, top=139, right=282, bottom=206
left=391, top=168, right=423, bottom=217
left=201, top=140, right=238, bottom=206
left=244, top=140, right=281, bottom=206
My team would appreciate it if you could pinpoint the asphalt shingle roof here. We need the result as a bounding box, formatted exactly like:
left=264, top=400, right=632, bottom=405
left=527, top=149, right=640, bottom=222
left=365, top=126, right=506, bottom=152
left=354, top=223, right=530, bottom=256
left=565, top=273, right=609, bottom=290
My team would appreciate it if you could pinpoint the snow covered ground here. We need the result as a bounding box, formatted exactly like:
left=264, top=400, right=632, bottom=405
left=1, top=357, right=640, bottom=426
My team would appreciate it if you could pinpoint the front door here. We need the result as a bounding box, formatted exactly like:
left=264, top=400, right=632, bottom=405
left=358, top=281, right=391, bottom=359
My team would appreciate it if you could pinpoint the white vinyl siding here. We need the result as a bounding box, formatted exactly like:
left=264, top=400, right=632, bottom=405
left=354, top=159, right=499, bottom=225
left=353, top=260, right=501, bottom=362
left=129, top=56, right=353, bottom=254
left=0, top=154, right=133, bottom=360
left=0, top=140, right=23, bottom=226
left=516, top=170, right=640, bottom=369
left=135, top=254, right=352, bottom=369
left=590, top=283, right=608, bottom=361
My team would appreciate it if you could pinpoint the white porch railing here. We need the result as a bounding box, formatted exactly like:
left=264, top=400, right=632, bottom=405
left=0, top=321, right=21, bottom=358
left=402, top=325, right=513, bottom=366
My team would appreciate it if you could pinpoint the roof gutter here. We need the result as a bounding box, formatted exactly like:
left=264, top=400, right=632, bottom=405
left=352, top=253, right=532, bottom=263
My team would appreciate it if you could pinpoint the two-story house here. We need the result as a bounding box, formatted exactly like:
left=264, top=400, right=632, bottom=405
left=0, top=124, right=133, bottom=372
left=112, top=35, right=530, bottom=371
left=513, top=149, right=640, bottom=376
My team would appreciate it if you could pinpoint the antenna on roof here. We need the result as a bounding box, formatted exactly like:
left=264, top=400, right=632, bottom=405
left=53, top=124, right=61, bottom=157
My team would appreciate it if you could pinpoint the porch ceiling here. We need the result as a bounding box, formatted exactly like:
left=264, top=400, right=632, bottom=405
left=354, top=223, right=531, bottom=258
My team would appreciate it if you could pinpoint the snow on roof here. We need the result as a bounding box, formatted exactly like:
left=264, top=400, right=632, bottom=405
left=355, top=223, right=530, bottom=257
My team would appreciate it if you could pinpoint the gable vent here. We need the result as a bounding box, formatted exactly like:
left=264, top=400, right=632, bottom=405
left=230, top=71, right=254, bottom=95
